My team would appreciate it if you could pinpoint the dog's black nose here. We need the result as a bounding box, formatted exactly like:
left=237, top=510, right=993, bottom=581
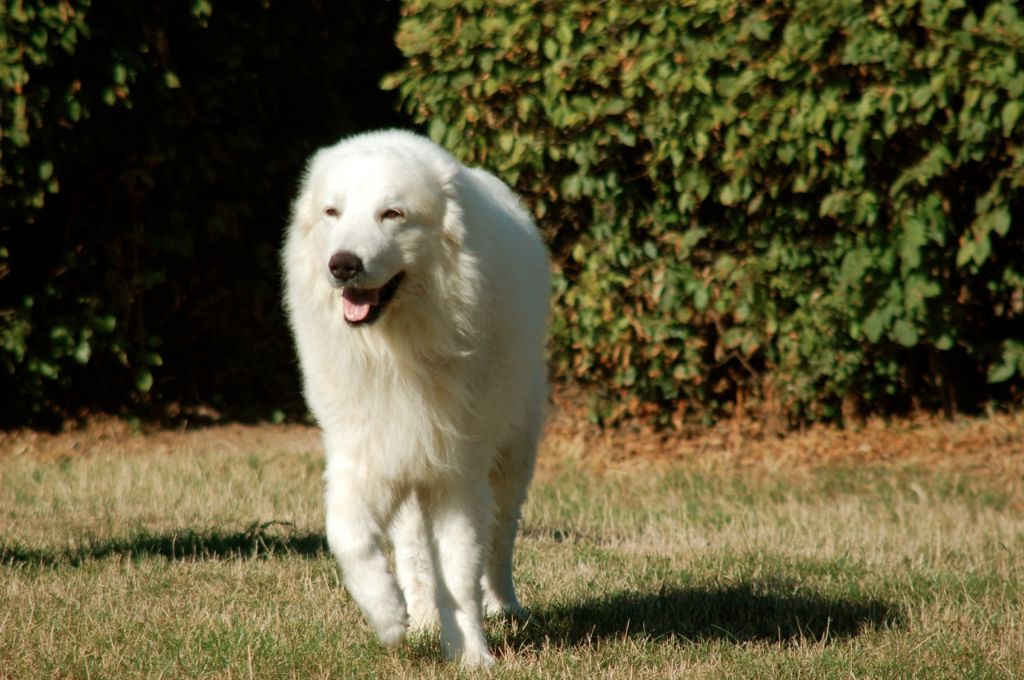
left=329, top=251, right=364, bottom=282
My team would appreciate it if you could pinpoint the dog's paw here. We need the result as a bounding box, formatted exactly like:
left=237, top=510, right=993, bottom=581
left=441, top=627, right=496, bottom=668
left=374, top=619, right=409, bottom=648
left=483, top=594, right=530, bottom=622
left=459, top=648, right=497, bottom=669
left=367, top=601, right=409, bottom=648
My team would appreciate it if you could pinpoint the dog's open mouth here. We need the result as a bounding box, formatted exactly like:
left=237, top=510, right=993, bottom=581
left=341, top=272, right=404, bottom=326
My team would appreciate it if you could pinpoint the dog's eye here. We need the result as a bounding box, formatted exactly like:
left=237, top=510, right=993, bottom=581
left=324, top=207, right=340, bottom=219
left=381, top=208, right=404, bottom=221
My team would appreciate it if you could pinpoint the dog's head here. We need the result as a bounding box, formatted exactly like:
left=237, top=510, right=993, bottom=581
left=290, top=131, right=465, bottom=326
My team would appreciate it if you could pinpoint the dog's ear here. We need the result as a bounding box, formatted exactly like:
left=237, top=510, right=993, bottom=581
left=442, top=197, right=466, bottom=247
left=290, top=150, right=326, bottom=232
left=440, top=166, right=467, bottom=247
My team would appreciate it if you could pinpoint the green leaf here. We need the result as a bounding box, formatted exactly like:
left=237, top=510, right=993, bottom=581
left=956, top=241, right=975, bottom=268
left=988, top=341, right=1024, bottom=383
left=694, top=73, right=713, bottom=95
left=990, top=206, right=1011, bottom=237
left=899, top=217, right=926, bottom=271
left=135, top=368, right=153, bottom=393
left=693, top=287, right=709, bottom=311
left=427, top=118, right=446, bottom=143
left=74, top=339, right=91, bottom=364
left=987, top=359, right=1017, bottom=384
left=972, top=234, right=991, bottom=265
left=556, top=18, right=573, bottom=45
left=910, top=84, right=932, bottom=108
left=191, top=0, right=212, bottom=19
left=892, top=320, right=919, bottom=347
left=543, top=37, right=559, bottom=60
left=719, top=184, right=736, bottom=206
left=854, top=191, right=879, bottom=226
left=863, top=312, right=885, bottom=343
left=94, top=315, right=117, bottom=333
left=1002, top=100, right=1022, bottom=136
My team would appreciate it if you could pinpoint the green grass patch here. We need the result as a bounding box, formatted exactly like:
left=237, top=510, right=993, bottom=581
left=1, top=430, right=1021, bottom=678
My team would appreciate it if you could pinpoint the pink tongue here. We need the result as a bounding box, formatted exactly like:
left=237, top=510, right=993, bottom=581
left=341, top=287, right=380, bottom=323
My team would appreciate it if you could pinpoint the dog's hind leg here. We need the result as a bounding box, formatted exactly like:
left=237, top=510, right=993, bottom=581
left=482, top=432, right=537, bottom=620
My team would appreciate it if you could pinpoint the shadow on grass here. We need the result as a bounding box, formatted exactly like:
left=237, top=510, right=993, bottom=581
left=510, top=583, right=901, bottom=649
left=0, top=521, right=328, bottom=567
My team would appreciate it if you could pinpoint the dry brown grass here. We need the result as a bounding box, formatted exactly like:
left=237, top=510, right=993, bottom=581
left=1, top=410, right=1022, bottom=678
left=542, top=405, right=1024, bottom=496
left=6, top=405, right=1021, bottom=475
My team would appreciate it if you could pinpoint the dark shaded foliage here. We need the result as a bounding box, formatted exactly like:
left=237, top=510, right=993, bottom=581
left=1, top=1, right=407, bottom=426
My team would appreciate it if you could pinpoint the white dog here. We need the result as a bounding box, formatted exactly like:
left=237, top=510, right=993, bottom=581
left=282, top=130, right=549, bottom=666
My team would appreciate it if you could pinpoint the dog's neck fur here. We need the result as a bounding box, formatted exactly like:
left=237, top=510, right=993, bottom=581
left=311, top=246, right=489, bottom=481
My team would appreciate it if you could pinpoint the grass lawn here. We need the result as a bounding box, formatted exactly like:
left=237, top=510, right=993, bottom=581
left=1, top=413, right=1022, bottom=678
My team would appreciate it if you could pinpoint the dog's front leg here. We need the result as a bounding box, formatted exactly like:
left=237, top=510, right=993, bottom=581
left=392, top=494, right=439, bottom=631
left=324, top=461, right=408, bottom=647
left=423, top=479, right=496, bottom=667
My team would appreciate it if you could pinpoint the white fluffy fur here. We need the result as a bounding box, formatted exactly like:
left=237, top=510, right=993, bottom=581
left=282, top=130, right=550, bottom=666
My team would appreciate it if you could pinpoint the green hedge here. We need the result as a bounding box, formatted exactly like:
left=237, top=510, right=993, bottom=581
left=1, top=1, right=405, bottom=425
left=387, top=0, right=1024, bottom=424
